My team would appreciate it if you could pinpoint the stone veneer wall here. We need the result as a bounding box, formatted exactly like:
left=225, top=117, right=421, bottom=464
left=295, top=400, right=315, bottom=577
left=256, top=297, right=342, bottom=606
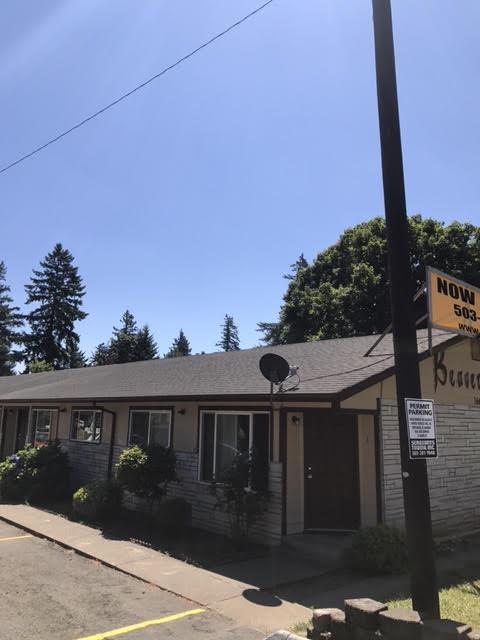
left=379, top=399, right=480, bottom=535
left=120, top=451, right=283, bottom=544
left=60, top=440, right=124, bottom=487
left=61, top=440, right=283, bottom=544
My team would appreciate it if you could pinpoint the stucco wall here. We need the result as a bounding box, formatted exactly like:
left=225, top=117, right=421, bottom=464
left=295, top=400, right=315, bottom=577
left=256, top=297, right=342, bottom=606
left=379, top=398, right=480, bottom=536
left=357, top=414, right=378, bottom=527
left=286, top=412, right=304, bottom=534
left=341, top=338, right=480, bottom=411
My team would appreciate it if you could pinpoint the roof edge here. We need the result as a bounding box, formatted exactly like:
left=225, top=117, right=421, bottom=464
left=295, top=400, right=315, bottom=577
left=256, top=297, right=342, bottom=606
left=338, top=334, right=463, bottom=402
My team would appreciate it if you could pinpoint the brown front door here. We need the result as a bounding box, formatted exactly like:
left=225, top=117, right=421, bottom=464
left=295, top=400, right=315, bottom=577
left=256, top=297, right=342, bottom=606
left=304, top=411, right=360, bottom=530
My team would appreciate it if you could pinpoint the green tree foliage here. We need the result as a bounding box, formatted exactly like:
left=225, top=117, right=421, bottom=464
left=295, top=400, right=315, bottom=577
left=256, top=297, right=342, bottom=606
left=134, top=325, right=158, bottom=361
left=259, top=216, right=480, bottom=344
left=0, top=261, right=23, bottom=375
left=216, top=314, right=240, bottom=352
left=164, top=329, right=191, bottom=358
left=69, top=346, right=88, bottom=368
left=23, top=244, right=87, bottom=369
left=109, top=310, right=138, bottom=363
left=28, top=360, right=53, bottom=374
left=91, top=311, right=158, bottom=365
left=91, top=342, right=111, bottom=366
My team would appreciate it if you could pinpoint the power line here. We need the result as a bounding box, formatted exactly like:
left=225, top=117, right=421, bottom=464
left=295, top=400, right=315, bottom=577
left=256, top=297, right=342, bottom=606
left=0, top=0, right=276, bottom=176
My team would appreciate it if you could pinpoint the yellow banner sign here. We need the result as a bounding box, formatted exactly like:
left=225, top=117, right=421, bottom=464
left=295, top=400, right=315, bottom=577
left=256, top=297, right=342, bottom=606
left=427, top=267, right=480, bottom=338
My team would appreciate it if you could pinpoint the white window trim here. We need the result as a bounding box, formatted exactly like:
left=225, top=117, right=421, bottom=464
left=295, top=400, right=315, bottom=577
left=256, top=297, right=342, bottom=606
left=70, top=409, right=103, bottom=444
left=198, top=410, right=269, bottom=483
left=30, top=408, right=58, bottom=445
left=128, top=409, right=172, bottom=448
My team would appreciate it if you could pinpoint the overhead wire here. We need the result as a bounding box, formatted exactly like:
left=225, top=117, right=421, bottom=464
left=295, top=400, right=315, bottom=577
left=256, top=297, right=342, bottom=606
left=0, top=0, right=275, bottom=176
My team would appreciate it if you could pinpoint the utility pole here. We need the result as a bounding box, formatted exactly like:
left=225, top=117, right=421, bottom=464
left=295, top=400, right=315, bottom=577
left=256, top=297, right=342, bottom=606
left=371, top=0, right=440, bottom=618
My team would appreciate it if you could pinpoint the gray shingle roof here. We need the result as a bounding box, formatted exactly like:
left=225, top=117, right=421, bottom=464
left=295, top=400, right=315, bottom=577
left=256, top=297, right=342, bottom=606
left=0, top=329, right=457, bottom=403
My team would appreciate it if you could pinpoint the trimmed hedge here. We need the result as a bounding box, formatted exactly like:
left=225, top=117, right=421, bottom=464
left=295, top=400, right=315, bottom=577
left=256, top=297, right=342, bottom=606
left=347, top=524, right=408, bottom=574
left=72, top=481, right=123, bottom=522
left=0, top=441, right=70, bottom=503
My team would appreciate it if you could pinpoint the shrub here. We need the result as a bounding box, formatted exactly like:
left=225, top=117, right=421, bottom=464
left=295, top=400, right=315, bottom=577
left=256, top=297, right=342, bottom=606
left=347, top=524, right=408, bottom=574
left=0, top=441, right=70, bottom=503
left=72, top=481, right=123, bottom=522
left=156, top=497, right=192, bottom=536
left=116, top=445, right=177, bottom=509
left=211, top=450, right=270, bottom=548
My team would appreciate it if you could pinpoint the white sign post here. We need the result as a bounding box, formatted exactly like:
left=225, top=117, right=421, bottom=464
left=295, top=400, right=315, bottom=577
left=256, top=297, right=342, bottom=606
left=405, top=398, right=437, bottom=459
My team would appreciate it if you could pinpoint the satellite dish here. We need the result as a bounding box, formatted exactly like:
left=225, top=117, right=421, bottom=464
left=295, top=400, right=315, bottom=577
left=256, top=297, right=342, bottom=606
left=259, top=353, right=290, bottom=384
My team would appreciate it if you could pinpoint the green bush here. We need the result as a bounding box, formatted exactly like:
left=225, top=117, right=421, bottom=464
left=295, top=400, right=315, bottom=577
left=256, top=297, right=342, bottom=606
left=0, top=441, right=70, bottom=503
left=347, top=524, right=408, bottom=574
left=116, top=445, right=176, bottom=507
left=72, top=481, right=123, bottom=522
left=156, top=497, right=191, bottom=536
left=211, top=450, right=270, bottom=548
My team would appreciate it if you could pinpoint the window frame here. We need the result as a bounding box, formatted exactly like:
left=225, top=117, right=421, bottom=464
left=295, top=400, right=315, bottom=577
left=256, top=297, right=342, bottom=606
left=30, top=407, right=59, bottom=446
left=70, top=408, right=103, bottom=444
left=128, top=408, right=173, bottom=448
left=198, top=409, right=269, bottom=483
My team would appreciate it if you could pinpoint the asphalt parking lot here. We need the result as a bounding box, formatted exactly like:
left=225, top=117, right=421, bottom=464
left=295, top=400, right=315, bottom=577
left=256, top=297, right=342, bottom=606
left=0, top=521, right=264, bottom=640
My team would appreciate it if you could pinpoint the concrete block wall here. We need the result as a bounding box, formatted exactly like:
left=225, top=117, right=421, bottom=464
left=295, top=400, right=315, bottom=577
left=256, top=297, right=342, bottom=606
left=302, top=598, right=477, bottom=639
left=379, top=399, right=480, bottom=535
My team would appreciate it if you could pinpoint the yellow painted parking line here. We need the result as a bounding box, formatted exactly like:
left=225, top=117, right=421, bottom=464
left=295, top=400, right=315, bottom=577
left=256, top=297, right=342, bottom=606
left=0, top=534, right=32, bottom=543
left=74, top=608, right=206, bottom=640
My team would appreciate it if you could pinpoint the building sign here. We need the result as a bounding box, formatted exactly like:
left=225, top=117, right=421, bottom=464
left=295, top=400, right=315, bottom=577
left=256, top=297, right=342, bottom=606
left=427, top=266, right=480, bottom=338
left=405, top=398, right=437, bottom=459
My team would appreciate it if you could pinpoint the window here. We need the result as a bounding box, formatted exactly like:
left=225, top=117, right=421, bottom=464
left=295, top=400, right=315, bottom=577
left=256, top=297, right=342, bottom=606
left=199, top=411, right=269, bottom=488
left=471, top=339, right=480, bottom=362
left=129, top=410, right=171, bottom=448
left=31, top=409, right=57, bottom=446
left=71, top=410, right=102, bottom=443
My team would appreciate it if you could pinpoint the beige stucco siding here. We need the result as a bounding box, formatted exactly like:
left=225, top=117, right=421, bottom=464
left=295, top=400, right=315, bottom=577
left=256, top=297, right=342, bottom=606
left=342, top=338, right=480, bottom=411
left=357, top=414, right=377, bottom=527
left=286, top=412, right=304, bottom=534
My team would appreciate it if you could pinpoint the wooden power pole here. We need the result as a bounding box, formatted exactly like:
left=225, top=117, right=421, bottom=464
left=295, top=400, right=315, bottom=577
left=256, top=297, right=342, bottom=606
left=371, top=0, right=440, bottom=618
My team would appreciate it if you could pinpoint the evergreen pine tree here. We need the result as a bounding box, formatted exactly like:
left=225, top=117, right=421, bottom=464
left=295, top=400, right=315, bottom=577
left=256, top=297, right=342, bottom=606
left=69, top=346, right=88, bottom=368
left=134, top=325, right=158, bottom=361
left=24, top=244, right=87, bottom=370
left=216, top=314, right=240, bottom=352
left=91, top=313, right=158, bottom=365
left=165, top=329, right=191, bottom=358
left=109, top=310, right=138, bottom=363
left=0, top=261, right=23, bottom=375
left=91, top=342, right=113, bottom=366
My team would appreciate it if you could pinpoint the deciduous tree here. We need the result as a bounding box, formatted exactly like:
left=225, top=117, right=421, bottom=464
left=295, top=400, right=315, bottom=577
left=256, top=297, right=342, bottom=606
left=259, top=216, right=480, bottom=344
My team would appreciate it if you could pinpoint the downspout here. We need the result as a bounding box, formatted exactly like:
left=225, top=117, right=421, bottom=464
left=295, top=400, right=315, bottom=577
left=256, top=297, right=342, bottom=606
left=0, top=407, right=6, bottom=459
left=100, top=407, right=117, bottom=481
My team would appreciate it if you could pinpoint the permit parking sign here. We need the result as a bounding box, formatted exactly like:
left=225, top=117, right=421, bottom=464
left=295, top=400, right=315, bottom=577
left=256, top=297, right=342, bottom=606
left=405, top=398, right=437, bottom=459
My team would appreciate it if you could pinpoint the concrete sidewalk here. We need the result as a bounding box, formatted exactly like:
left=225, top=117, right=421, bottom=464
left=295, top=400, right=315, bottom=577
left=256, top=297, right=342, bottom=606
left=0, top=504, right=312, bottom=633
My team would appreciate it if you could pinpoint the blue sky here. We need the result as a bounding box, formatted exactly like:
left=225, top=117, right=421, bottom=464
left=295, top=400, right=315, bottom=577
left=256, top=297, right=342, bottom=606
left=1, top=0, right=479, bottom=358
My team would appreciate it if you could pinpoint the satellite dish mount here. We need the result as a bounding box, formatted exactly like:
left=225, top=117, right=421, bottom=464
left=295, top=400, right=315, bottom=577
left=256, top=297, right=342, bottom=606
left=259, top=353, right=291, bottom=406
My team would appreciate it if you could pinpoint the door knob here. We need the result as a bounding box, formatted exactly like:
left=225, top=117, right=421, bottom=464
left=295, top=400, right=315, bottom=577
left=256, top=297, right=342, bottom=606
left=306, top=466, right=312, bottom=479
